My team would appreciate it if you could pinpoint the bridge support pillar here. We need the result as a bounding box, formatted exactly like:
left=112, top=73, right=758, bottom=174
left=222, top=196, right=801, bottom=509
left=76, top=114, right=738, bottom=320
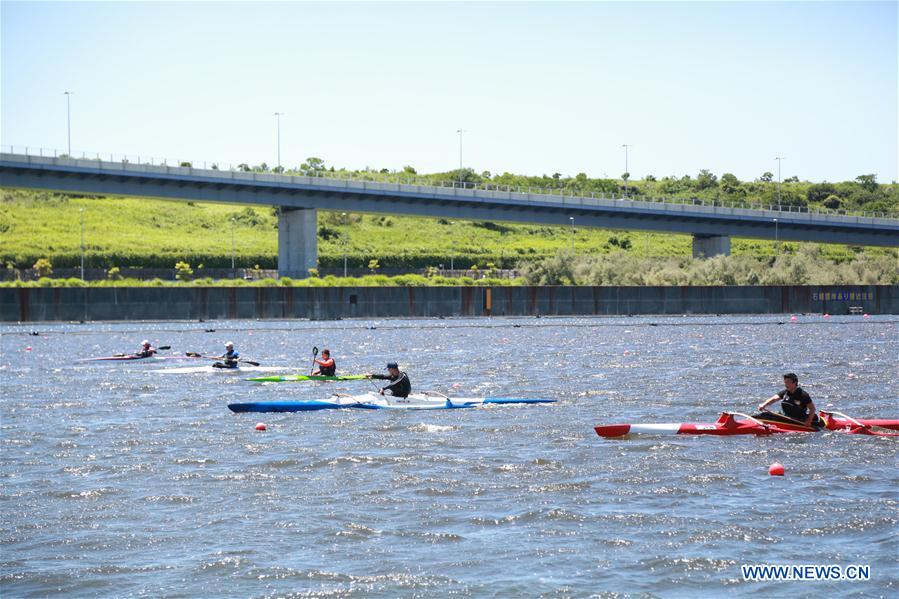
left=278, top=207, right=318, bottom=278
left=692, top=234, right=731, bottom=258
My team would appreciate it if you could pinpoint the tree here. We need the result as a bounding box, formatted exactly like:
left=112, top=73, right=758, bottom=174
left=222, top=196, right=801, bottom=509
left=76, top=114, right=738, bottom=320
left=696, top=169, right=718, bottom=190
left=720, top=173, right=741, bottom=195
left=402, top=165, right=417, bottom=174
left=855, top=174, right=877, bottom=192
left=643, top=174, right=657, bottom=182
left=806, top=183, right=837, bottom=204
left=237, top=163, right=251, bottom=172
left=621, top=172, right=630, bottom=181
left=759, top=171, right=774, bottom=183
left=304, top=157, right=326, bottom=173
left=784, top=175, right=799, bottom=183
left=823, top=195, right=842, bottom=210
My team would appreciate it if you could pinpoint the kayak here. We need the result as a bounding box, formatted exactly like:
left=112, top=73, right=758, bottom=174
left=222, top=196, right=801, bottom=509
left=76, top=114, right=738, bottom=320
left=157, top=365, right=284, bottom=374
left=245, top=374, right=368, bottom=383
left=594, top=411, right=899, bottom=438
left=75, top=355, right=203, bottom=363
left=228, top=392, right=556, bottom=413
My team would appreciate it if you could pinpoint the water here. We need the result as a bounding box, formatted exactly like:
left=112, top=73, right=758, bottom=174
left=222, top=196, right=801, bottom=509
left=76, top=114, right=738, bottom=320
left=2, top=316, right=897, bottom=597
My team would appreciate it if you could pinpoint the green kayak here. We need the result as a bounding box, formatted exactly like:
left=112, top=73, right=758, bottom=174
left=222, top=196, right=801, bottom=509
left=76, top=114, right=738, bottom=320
left=245, top=374, right=368, bottom=383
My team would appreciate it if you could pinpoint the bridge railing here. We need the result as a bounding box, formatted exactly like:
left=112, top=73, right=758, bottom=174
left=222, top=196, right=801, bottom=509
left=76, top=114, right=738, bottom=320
left=2, top=144, right=896, bottom=222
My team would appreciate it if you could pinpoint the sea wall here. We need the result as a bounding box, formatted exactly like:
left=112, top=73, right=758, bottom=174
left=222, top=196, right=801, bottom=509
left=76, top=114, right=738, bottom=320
left=2, top=285, right=896, bottom=322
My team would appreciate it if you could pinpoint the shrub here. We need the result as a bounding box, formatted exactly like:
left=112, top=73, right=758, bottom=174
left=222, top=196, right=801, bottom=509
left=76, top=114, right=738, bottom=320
left=33, top=258, right=53, bottom=277
left=174, top=261, right=193, bottom=281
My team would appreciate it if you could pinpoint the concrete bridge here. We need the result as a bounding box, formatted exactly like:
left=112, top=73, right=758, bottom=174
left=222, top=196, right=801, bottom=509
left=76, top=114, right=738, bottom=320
left=2, top=152, right=897, bottom=277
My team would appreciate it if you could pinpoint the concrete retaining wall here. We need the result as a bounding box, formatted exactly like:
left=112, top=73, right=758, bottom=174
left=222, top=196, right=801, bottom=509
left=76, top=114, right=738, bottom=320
left=2, top=286, right=895, bottom=322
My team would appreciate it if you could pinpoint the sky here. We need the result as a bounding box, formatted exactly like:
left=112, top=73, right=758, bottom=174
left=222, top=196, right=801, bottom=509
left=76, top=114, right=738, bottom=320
left=1, top=1, right=896, bottom=183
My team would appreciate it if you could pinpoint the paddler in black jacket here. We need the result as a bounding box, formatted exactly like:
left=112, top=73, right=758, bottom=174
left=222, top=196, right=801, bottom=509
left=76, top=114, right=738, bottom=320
left=757, top=372, right=819, bottom=427
left=366, top=362, right=411, bottom=398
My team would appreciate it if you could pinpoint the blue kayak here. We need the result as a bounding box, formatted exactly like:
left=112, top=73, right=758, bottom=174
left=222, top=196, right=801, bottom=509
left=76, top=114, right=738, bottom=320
left=228, top=393, right=555, bottom=413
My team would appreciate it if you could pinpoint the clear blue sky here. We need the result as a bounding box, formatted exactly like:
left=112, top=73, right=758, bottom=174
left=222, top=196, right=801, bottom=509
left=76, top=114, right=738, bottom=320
left=2, top=1, right=896, bottom=182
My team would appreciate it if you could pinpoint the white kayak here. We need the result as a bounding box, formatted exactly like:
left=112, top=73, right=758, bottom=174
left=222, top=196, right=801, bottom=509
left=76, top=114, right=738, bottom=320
left=228, top=392, right=556, bottom=412
left=156, top=365, right=284, bottom=374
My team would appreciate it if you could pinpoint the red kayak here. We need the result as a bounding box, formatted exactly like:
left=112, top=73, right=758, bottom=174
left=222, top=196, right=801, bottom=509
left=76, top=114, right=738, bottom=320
left=594, top=411, right=899, bottom=438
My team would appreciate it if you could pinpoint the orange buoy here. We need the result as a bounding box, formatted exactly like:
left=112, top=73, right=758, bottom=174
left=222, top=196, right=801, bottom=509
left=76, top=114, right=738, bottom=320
left=769, top=462, right=785, bottom=476
left=255, top=422, right=267, bottom=431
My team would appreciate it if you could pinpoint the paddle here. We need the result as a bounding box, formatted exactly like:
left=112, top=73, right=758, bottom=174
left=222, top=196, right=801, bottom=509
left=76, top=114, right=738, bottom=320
left=185, top=352, right=260, bottom=367
left=310, top=346, right=319, bottom=375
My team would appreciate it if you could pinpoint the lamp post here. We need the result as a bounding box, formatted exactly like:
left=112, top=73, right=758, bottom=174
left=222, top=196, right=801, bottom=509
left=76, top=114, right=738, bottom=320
left=569, top=216, right=575, bottom=253
left=621, top=144, right=632, bottom=196
left=274, top=112, right=284, bottom=171
left=773, top=218, right=779, bottom=256
left=449, top=221, right=456, bottom=272
left=774, top=156, right=785, bottom=206
left=64, top=91, right=74, bottom=155
left=456, top=129, right=465, bottom=187
left=230, top=215, right=236, bottom=276
left=79, top=208, right=85, bottom=280
left=342, top=212, right=348, bottom=277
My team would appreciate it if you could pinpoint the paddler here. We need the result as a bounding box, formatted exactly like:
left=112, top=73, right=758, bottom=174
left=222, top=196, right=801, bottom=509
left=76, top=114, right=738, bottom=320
left=213, top=341, right=240, bottom=369
left=366, top=362, right=411, bottom=398
left=757, top=373, right=819, bottom=427
left=312, top=349, right=336, bottom=376
left=135, top=340, right=157, bottom=358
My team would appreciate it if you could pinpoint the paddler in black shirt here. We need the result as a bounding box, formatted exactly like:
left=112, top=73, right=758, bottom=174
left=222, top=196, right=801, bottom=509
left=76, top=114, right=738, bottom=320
left=366, top=362, right=411, bottom=398
left=757, top=372, right=819, bottom=427
left=312, top=349, right=336, bottom=376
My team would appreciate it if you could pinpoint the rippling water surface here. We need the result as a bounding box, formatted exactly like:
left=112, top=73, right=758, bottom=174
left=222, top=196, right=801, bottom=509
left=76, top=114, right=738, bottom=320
left=2, top=316, right=897, bottom=597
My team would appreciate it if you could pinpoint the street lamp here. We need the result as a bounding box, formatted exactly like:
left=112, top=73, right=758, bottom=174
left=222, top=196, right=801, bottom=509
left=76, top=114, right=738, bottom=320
left=79, top=208, right=85, bottom=280
left=773, top=218, right=779, bottom=256
left=64, top=91, right=74, bottom=156
left=621, top=144, right=632, bottom=196
left=274, top=112, right=284, bottom=171
left=774, top=156, right=785, bottom=206
left=230, top=215, right=236, bottom=276
left=569, top=216, right=575, bottom=253
left=456, top=129, right=465, bottom=187
left=449, top=221, right=456, bottom=272
left=342, top=212, right=348, bottom=277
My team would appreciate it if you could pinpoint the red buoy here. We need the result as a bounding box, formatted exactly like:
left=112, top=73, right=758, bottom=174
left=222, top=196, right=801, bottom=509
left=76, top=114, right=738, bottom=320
left=255, top=422, right=267, bottom=431
left=790, top=315, right=797, bottom=322
left=769, top=462, right=785, bottom=476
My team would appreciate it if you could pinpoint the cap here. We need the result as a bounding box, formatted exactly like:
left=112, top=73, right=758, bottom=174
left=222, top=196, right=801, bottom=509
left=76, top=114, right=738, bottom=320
left=386, top=362, right=398, bottom=369
left=142, top=339, right=150, bottom=346
left=225, top=341, right=234, bottom=348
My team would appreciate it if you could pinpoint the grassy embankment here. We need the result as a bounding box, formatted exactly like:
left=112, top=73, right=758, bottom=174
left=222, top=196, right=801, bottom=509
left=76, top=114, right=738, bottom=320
left=1, top=184, right=894, bottom=274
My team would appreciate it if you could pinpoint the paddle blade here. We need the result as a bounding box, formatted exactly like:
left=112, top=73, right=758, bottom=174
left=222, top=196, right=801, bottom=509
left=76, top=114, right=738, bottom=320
left=158, top=346, right=171, bottom=350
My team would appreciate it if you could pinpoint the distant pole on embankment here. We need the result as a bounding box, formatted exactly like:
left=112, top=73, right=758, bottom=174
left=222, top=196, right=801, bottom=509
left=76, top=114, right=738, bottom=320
left=274, top=112, right=284, bottom=170
left=64, top=91, right=74, bottom=155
